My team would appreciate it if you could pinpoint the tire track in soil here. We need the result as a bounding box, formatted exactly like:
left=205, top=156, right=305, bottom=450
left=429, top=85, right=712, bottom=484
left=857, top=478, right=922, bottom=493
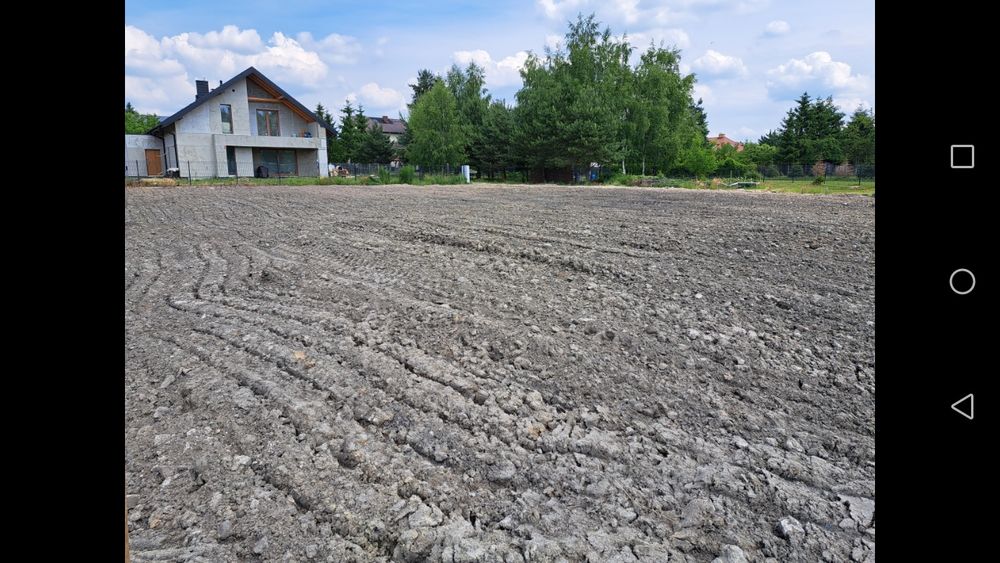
left=126, top=184, right=875, bottom=563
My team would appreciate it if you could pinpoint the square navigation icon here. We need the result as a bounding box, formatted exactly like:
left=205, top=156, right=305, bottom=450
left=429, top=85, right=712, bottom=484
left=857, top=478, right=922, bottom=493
left=951, top=145, right=975, bottom=169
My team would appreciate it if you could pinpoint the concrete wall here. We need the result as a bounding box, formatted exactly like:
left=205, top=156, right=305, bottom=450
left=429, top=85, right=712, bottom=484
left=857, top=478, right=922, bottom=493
left=296, top=150, right=320, bottom=177
left=164, top=133, right=176, bottom=169
left=125, top=134, right=163, bottom=176
left=208, top=79, right=251, bottom=136
left=248, top=101, right=308, bottom=138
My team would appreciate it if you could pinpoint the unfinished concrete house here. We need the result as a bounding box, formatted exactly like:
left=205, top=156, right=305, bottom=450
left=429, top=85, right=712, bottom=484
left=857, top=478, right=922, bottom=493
left=127, top=67, right=335, bottom=178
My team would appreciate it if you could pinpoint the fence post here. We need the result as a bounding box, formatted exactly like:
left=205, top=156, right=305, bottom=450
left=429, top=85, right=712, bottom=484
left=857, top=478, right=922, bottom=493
left=187, top=161, right=192, bottom=185
left=135, top=160, right=140, bottom=181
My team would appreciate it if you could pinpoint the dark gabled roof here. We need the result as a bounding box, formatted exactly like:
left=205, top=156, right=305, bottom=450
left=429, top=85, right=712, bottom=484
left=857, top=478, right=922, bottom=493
left=365, top=116, right=407, bottom=135
left=147, top=66, right=336, bottom=136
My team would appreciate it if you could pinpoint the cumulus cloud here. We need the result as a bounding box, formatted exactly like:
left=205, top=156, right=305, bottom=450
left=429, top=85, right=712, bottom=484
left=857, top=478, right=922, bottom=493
left=627, top=27, right=690, bottom=50
left=350, top=82, right=407, bottom=113
left=294, top=31, right=363, bottom=64
left=188, top=25, right=264, bottom=52
left=692, top=50, right=747, bottom=78
left=453, top=49, right=529, bottom=88
left=537, top=0, right=768, bottom=24
left=125, top=25, right=186, bottom=78
left=125, top=24, right=349, bottom=114
left=764, top=20, right=790, bottom=36
left=537, top=0, right=587, bottom=19
left=765, top=51, right=871, bottom=102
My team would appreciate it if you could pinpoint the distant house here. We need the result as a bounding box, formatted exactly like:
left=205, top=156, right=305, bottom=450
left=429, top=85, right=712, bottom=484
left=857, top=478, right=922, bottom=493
left=707, top=132, right=745, bottom=152
left=365, top=115, right=406, bottom=144
left=126, top=66, right=336, bottom=178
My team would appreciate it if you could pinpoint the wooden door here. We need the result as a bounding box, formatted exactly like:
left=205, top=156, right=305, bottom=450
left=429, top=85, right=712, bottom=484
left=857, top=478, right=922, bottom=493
left=145, top=149, right=162, bottom=176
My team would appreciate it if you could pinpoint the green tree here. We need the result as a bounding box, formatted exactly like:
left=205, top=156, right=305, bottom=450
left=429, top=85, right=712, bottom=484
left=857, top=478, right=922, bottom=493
left=690, top=98, right=709, bottom=141
left=477, top=100, right=516, bottom=179
left=125, top=102, right=159, bottom=134
left=408, top=69, right=438, bottom=110
left=514, top=14, right=702, bottom=179
left=336, top=101, right=365, bottom=162
left=842, top=107, right=875, bottom=165
left=406, top=80, right=466, bottom=167
left=742, top=142, right=777, bottom=166
left=625, top=44, right=699, bottom=175
left=767, top=93, right=846, bottom=164
left=515, top=14, right=631, bottom=179
left=356, top=123, right=395, bottom=164
left=446, top=63, right=491, bottom=177
left=315, top=103, right=340, bottom=164
left=681, top=141, right=717, bottom=178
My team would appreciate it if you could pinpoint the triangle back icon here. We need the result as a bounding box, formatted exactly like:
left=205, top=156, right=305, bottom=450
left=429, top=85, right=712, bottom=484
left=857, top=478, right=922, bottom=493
left=951, top=394, right=974, bottom=420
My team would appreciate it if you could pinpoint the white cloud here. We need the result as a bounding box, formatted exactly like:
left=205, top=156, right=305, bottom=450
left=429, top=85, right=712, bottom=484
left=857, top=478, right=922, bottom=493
left=614, top=0, right=642, bottom=24
left=537, top=0, right=769, bottom=24
left=125, top=25, right=186, bottom=78
left=693, top=83, right=713, bottom=103
left=833, top=97, right=874, bottom=114
left=692, top=50, right=747, bottom=77
left=764, top=20, right=790, bottom=36
left=454, top=49, right=493, bottom=68
left=293, top=32, right=363, bottom=64
left=627, top=27, right=690, bottom=50
left=545, top=34, right=563, bottom=51
left=188, top=25, right=264, bottom=52
left=538, top=0, right=587, bottom=19
left=125, top=24, right=337, bottom=114
left=453, top=49, right=529, bottom=88
left=352, top=82, right=406, bottom=113
left=252, top=33, right=328, bottom=86
left=766, top=51, right=871, bottom=101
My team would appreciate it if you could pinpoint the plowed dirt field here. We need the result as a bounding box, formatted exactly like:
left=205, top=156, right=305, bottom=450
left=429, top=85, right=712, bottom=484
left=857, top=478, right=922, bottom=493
left=125, top=184, right=875, bottom=562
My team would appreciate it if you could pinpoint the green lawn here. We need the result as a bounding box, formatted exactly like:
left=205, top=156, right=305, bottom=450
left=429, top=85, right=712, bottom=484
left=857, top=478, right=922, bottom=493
left=752, top=178, right=875, bottom=195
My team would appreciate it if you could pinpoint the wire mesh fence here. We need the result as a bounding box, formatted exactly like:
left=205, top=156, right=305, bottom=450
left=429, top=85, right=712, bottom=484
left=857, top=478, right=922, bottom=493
left=125, top=159, right=873, bottom=188
left=125, top=159, right=325, bottom=185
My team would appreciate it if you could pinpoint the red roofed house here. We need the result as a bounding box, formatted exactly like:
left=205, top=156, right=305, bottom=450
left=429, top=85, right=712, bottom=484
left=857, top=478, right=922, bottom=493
left=707, top=132, right=745, bottom=152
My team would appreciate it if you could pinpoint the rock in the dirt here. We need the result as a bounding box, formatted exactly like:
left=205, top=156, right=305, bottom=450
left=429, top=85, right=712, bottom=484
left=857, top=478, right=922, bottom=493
left=338, top=433, right=370, bottom=468
left=253, top=535, right=268, bottom=554
left=839, top=495, right=876, bottom=527
left=712, top=544, right=749, bottom=563
left=775, top=516, right=805, bottom=543
left=680, top=498, right=716, bottom=528
left=409, top=502, right=444, bottom=528
left=487, top=460, right=517, bottom=483
left=217, top=519, right=234, bottom=540
left=785, top=437, right=805, bottom=453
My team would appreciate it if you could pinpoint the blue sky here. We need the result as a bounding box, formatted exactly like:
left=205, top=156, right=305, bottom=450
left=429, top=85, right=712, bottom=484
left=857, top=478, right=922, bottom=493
left=125, top=0, right=874, bottom=142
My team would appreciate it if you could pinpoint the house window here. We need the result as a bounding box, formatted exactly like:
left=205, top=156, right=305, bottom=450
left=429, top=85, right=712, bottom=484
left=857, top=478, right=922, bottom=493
left=258, top=149, right=297, bottom=176
left=220, top=104, right=233, bottom=134
left=256, top=109, right=280, bottom=136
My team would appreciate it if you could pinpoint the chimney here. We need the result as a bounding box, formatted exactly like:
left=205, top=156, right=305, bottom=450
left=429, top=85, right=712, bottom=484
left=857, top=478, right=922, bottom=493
left=195, top=79, right=209, bottom=100
left=718, top=133, right=726, bottom=138
left=381, top=115, right=389, bottom=123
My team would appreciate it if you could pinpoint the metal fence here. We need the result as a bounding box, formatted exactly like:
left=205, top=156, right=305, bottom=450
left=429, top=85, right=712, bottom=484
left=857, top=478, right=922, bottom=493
left=125, top=159, right=874, bottom=185
left=125, top=159, right=325, bottom=184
